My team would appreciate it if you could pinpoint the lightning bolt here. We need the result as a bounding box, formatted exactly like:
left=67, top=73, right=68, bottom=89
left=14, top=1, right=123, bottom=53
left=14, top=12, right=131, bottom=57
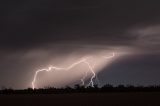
left=31, top=53, right=115, bottom=89
left=80, top=68, right=89, bottom=86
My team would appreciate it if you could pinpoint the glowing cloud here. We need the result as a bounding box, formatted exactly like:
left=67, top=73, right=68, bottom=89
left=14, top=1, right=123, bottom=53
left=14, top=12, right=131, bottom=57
left=31, top=52, right=115, bottom=89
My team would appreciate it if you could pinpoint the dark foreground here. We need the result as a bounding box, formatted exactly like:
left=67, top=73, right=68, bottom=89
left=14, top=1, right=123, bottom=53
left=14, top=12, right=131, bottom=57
left=0, top=92, right=160, bottom=106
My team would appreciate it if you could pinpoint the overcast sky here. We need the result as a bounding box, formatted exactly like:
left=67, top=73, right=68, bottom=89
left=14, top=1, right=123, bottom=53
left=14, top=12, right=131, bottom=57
left=0, top=0, right=160, bottom=89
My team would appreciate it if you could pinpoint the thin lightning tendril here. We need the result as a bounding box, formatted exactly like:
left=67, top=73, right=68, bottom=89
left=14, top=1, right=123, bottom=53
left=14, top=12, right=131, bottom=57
left=31, top=53, right=115, bottom=89
left=80, top=69, right=89, bottom=86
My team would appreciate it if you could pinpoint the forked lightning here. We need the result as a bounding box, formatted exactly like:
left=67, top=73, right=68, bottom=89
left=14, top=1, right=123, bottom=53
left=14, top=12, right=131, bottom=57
left=31, top=53, right=115, bottom=89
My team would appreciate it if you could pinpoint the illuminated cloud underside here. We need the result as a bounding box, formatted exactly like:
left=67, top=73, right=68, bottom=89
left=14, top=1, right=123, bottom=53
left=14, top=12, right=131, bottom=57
left=32, top=52, right=116, bottom=89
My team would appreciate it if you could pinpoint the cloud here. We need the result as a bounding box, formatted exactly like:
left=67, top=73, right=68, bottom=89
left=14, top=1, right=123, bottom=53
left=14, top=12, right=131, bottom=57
left=2, top=0, right=160, bottom=51
left=127, top=24, right=160, bottom=53
left=1, top=0, right=160, bottom=88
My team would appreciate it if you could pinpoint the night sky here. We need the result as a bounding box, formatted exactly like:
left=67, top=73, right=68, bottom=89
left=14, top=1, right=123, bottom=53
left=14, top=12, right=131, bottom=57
left=1, top=0, right=160, bottom=89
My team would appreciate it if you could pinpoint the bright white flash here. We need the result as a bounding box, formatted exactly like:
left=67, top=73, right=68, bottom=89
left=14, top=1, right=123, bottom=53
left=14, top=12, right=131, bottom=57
left=31, top=52, right=115, bottom=89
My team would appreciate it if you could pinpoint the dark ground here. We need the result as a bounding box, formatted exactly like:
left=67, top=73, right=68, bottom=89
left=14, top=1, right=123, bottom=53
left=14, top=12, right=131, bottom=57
left=0, top=92, right=160, bottom=106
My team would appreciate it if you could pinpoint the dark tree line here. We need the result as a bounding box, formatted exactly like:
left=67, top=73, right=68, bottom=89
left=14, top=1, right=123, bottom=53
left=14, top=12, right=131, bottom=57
left=1, top=84, right=160, bottom=94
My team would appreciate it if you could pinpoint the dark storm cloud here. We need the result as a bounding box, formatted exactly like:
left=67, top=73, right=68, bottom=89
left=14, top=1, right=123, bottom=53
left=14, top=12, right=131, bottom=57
left=0, top=0, right=160, bottom=88
left=1, top=0, right=160, bottom=51
left=99, top=54, right=160, bottom=86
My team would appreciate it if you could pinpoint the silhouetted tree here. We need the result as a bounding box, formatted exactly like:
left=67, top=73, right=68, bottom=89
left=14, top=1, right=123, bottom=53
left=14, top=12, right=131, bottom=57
left=1, top=84, right=160, bottom=94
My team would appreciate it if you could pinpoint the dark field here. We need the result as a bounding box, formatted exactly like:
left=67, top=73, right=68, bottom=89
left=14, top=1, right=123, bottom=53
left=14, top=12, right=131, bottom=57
left=0, top=92, right=160, bottom=106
